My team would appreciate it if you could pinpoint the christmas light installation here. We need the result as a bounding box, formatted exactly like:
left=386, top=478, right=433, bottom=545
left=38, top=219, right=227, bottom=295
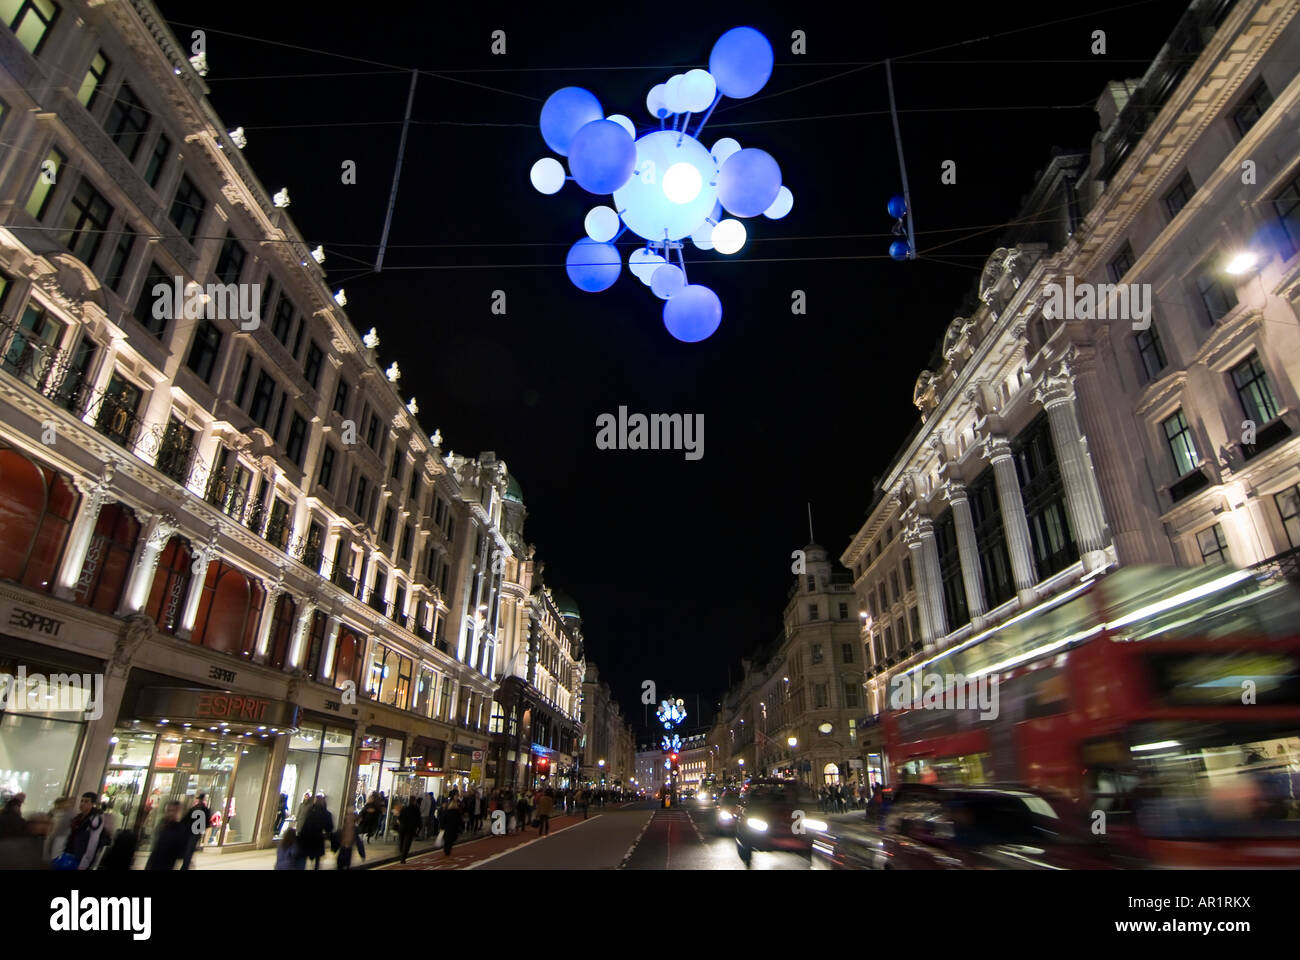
left=661, top=733, right=683, bottom=753
left=530, top=26, right=792, bottom=343
left=656, top=698, right=687, bottom=730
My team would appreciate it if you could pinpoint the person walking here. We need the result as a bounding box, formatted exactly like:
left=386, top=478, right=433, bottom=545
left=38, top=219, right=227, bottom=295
left=419, top=791, right=433, bottom=840
left=145, top=802, right=190, bottom=870
left=0, top=792, right=26, bottom=838
left=181, top=792, right=210, bottom=870
left=536, top=788, right=554, bottom=837
left=335, top=810, right=365, bottom=869
left=295, top=791, right=314, bottom=832
left=439, top=796, right=462, bottom=856
left=274, top=827, right=306, bottom=869
left=298, top=793, right=334, bottom=869
left=360, top=792, right=380, bottom=841
left=98, top=821, right=137, bottom=870
left=397, top=795, right=422, bottom=863
left=43, top=797, right=75, bottom=864
left=273, top=793, right=289, bottom=836
left=63, top=793, right=107, bottom=871
left=516, top=790, right=530, bottom=833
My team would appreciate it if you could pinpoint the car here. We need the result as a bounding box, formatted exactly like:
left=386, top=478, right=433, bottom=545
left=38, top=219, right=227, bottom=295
left=708, top=787, right=744, bottom=836
left=867, top=783, right=1116, bottom=870
left=734, top=779, right=825, bottom=863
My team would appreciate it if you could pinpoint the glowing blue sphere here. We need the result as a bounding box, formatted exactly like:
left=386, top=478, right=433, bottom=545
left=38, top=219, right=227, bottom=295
left=889, top=240, right=911, bottom=261
left=540, top=87, right=603, bottom=156
left=566, top=238, right=621, bottom=292
left=646, top=84, right=669, bottom=119
left=568, top=119, right=636, bottom=194
left=614, top=130, right=719, bottom=241
left=650, top=263, right=685, bottom=299
left=629, top=248, right=667, bottom=284
left=663, top=284, right=722, bottom=342
left=764, top=185, right=794, bottom=219
left=717, top=147, right=782, bottom=218
left=888, top=194, right=907, bottom=219
left=709, top=27, right=774, bottom=99
left=681, top=69, right=718, bottom=112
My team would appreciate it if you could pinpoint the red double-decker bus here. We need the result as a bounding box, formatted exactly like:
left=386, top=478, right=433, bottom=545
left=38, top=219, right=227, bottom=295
left=882, top=564, right=1300, bottom=867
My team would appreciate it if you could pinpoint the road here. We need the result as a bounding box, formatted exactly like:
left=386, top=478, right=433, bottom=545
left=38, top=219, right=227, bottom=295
left=379, top=799, right=821, bottom=870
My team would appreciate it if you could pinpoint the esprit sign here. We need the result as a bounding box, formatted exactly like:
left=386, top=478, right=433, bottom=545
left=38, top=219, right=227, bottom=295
left=197, top=692, right=270, bottom=721
left=134, top=687, right=299, bottom=729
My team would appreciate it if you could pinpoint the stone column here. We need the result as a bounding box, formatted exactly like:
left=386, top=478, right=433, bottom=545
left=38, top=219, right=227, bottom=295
left=941, top=480, right=987, bottom=620
left=119, top=513, right=180, bottom=615
left=176, top=532, right=219, bottom=640
left=903, top=528, right=936, bottom=647
left=253, top=575, right=285, bottom=663
left=54, top=470, right=116, bottom=599
left=321, top=614, right=342, bottom=680
left=1035, top=367, right=1110, bottom=567
left=982, top=435, right=1039, bottom=601
left=288, top=599, right=318, bottom=669
left=73, top=615, right=151, bottom=798
left=916, top=517, right=948, bottom=642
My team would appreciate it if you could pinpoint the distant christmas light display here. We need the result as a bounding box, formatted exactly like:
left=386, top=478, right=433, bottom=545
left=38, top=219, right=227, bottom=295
left=531, top=26, right=792, bottom=343
left=657, top=698, right=687, bottom=730
left=661, top=733, right=683, bottom=753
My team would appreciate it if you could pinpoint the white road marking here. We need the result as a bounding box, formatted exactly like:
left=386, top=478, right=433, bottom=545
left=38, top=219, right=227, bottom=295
left=465, top=814, right=604, bottom=870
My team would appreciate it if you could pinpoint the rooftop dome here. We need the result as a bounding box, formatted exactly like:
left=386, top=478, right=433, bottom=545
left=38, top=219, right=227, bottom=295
left=504, top=474, right=524, bottom=503
left=552, top=591, right=581, bottom=620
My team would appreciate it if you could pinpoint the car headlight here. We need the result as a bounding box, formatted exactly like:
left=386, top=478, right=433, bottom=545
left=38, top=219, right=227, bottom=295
left=804, top=819, right=828, bottom=832
left=718, top=810, right=734, bottom=822
left=747, top=817, right=769, bottom=832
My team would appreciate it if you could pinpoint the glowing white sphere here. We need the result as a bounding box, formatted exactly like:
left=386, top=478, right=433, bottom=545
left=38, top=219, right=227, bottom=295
left=681, top=69, right=718, bottom=113
left=646, top=84, right=669, bottom=119
left=663, top=162, right=703, bottom=204
left=664, top=74, right=688, bottom=114
left=764, top=185, right=794, bottom=219
left=613, top=130, right=718, bottom=241
left=711, top=137, right=741, bottom=166
left=607, top=114, right=635, bottom=138
left=530, top=157, right=565, bottom=195
left=650, top=263, right=686, bottom=300
left=690, top=222, right=715, bottom=250
left=584, top=206, right=620, bottom=243
left=712, top=218, right=746, bottom=255
left=629, top=248, right=667, bottom=284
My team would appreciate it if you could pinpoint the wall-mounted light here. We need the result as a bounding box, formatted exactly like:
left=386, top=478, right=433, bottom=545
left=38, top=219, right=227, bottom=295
left=1225, top=251, right=1259, bottom=276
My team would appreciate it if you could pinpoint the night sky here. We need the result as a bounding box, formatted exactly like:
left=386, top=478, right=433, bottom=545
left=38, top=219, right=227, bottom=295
left=154, top=0, right=1187, bottom=736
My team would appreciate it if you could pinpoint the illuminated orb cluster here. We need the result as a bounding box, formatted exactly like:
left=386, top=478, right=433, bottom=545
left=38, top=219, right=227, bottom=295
left=529, top=26, right=793, bottom=343
left=656, top=698, right=687, bottom=730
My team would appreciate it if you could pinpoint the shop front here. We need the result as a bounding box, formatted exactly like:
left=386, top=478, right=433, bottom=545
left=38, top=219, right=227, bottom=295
left=401, top=736, right=446, bottom=800
left=445, top=742, right=483, bottom=793
left=101, top=686, right=298, bottom=852
left=0, top=642, right=103, bottom=813
left=355, top=728, right=405, bottom=831
left=277, top=716, right=354, bottom=837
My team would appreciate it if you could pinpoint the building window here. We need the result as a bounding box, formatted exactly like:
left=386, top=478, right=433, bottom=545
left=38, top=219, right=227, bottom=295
left=57, top=178, right=112, bottom=267
left=272, top=296, right=294, bottom=344
left=24, top=146, right=65, bottom=219
left=318, top=443, right=337, bottom=491
left=133, top=260, right=170, bottom=336
left=877, top=583, right=887, bottom=614
left=1231, top=353, right=1280, bottom=426
left=168, top=174, right=206, bottom=245
left=143, top=133, right=170, bottom=189
left=332, top=378, right=349, bottom=416
left=105, top=82, right=149, bottom=162
left=381, top=507, right=395, bottom=545
left=810, top=643, right=823, bottom=665
left=95, top=372, right=141, bottom=447
left=249, top=370, right=275, bottom=427
left=903, top=555, right=913, bottom=590
left=1013, top=413, right=1078, bottom=580
left=1195, top=259, right=1237, bottom=323
left=805, top=574, right=815, bottom=592
left=102, top=227, right=136, bottom=292
left=144, top=536, right=192, bottom=634
left=78, top=50, right=110, bottom=109
left=408, top=466, right=421, bottom=506
left=400, top=523, right=413, bottom=563
left=6, top=0, right=60, bottom=57
left=1232, top=78, right=1273, bottom=138
left=1135, top=320, right=1167, bottom=382
left=934, top=509, right=968, bottom=632
left=1196, top=524, right=1231, bottom=565
left=390, top=447, right=403, bottom=481
left=155, top=416, right=195, bottom=484
left=73, top=502, right=139, bottom=614
left=909, top=606, right=921, bottom=648
left=1272, top=170, right=1300, bottom=261
left=285, top=412, right=308, bottom=468
left=808, top=603, right=819, bottom=621
left=1275, top=484, right=1300, bottom=549
left=353, top=474, right=368, bottom=517
left=844, top=683, right=859, bottom=709
left=841, top=642, right=853, bottom=664
left=1162, top=409, right=1199, bottom=478
left=303, top=341, right=324, bottom=389
left=185, top=319, right=222, bottom=382
left=1108, top=241, right=1135, bottom=282
left=969, top=466, right=1014, bottom=610
left=813, top=683, right=828, bottom=709
left=838, top=602, right=848, bottom=620
left=214, top=235, right=245, bottom=284
left=1164, top=170, right=1196, bottom=219
left=889, top=569, right=901, bottom=603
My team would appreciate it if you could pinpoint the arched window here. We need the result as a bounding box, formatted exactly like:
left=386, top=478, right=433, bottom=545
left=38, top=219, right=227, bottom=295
left=145, top=535, right=193, bottom=633
left=266, top=593, right=298, bottom=669
left=332, top=626, right=363, bottom=691
left=0, top=447, right=78, bottom=590
left=823, top=762, right=841, bottom=785
left=73, top=502, right=140, bottom=613
left=191, top=560, right=264, bottom=657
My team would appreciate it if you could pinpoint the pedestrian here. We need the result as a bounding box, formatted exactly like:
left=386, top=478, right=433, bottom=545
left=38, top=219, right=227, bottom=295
left=295, top=791, right=314, bottom=831
left=397, top=795, right=422, bottom=863
left=419, top=791, right=433, bottom=840
left=439, top=797, right=462, bottom=856
left=335, top=810, right=365, bottom=869
left=361, top=792, right=380, bottom=841
left=43, top=797, right=75, bottom=864
left=579, top=787, right=590, bottom=820
left=536, top=788, right=554, bottom=837
left=275, top=827, right=306, bottom=870
left=63, top=792, right=108, bottom=871
left=145, top=801, right=189, bottom=870
left=273, top=793, right=289, bottom=836
left=98, top=822, right=137, bottom=871
left=298, top=793, right=334, bottom=869
left=181, top=792, right=210, bottom=870
left=516, top=791, right=530, bottom=831
left=0, top=792, right=26, bottom=838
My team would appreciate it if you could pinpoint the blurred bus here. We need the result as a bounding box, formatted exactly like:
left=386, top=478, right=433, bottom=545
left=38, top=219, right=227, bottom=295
left=881, top=565, right=1300, bottom=867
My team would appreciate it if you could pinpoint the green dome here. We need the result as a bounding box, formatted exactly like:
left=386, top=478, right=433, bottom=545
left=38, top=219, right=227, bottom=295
left=504, top=474, right=524, bottom=503
left=553, top=591, right=581, bottom=620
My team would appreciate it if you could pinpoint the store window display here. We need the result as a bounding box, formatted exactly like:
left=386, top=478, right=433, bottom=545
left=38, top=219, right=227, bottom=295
left=279, top=722, right=352, bottom=832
